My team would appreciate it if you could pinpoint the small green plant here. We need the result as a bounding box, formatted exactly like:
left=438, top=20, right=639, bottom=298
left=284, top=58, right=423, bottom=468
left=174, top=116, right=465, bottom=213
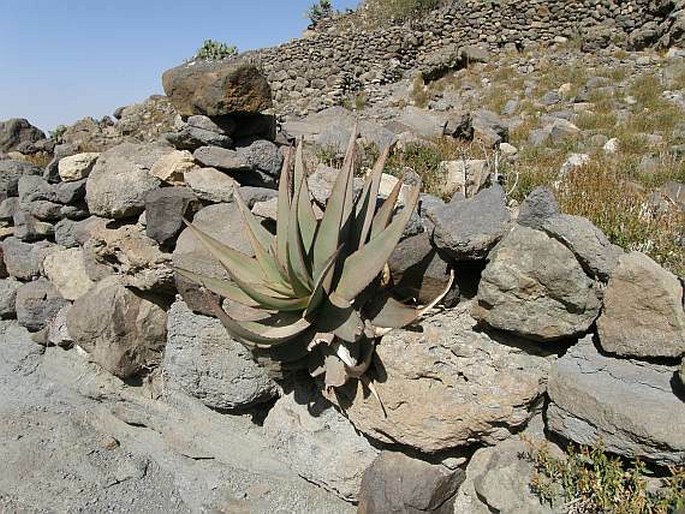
left=176, top=128, right=452, bottom=398
left=49, top=124, right=67, bottom=144
left=385, top=138, right=471, bottom=199
left=192, top=39, right=238, bottom=61
left=307, top=0, right=334, bottom=25
left=528, top=442, right=685, bottom=513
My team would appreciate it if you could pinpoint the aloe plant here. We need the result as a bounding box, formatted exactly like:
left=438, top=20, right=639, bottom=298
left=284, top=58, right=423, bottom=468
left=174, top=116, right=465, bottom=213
left=176, top=126, right=453, bottom=392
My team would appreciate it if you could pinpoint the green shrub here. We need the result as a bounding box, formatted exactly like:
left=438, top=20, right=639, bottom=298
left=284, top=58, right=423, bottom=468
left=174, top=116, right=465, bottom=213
left=49, top=124, right=67, bottom=144
left=307, top=0, right=334, bottom=25
left=192, top=39, right=238, bottom=61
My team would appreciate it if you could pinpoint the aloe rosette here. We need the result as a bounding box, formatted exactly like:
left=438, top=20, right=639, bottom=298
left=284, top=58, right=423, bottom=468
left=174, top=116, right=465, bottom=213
left=176, top=126, right=452, bottom=390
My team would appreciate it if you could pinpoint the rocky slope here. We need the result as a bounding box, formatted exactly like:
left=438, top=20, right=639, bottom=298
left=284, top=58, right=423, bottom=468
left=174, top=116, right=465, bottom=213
left=0, top=3, right=684, bottom=512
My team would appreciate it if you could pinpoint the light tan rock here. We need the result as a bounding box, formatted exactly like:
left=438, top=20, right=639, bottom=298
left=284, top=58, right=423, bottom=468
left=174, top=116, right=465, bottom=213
left=184, top=166, right=238, bottom=203
left=328, top=301, right=550, bottom=453
left=58, top=152, right=100, bottom=182
left=597, top=251, right=685, bottom=358
left=150, top=149, right=194, bottom=185
left=438, top=159, right=490, bottom=198
left=251, top=197, right=278, bottom=220
left=83, top=222, right=173, bottom=292
left=67, top=277, right=166, bottom=378
left=43, top=247, right=94, bottom=301
left=85, top=142, right=171, bottom=219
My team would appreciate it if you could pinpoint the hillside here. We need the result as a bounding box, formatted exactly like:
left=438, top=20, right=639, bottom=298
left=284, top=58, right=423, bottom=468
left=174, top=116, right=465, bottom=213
left=0, top=1, right=684, bottom=512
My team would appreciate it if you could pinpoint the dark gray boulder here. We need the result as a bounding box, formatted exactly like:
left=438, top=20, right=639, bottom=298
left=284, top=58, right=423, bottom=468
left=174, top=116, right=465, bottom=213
left=453, top=439, right=560, bottom=514
left=474, top=225, right=601, bottom=341
left=0, top=160, right=43, bottom=196
left=548, top=335, right=685, bottom=466
left=164, top=300, right=278, bottom=410
left=358, top=451, right=463, bottom=514
left=54, top=216, right=102, bottom=248
left=472, top=109, right=508, bottom=147
left=165, top=115, right=234, bottom=151
left=236, top=139, right=283, bottom=179
left=0, top=118, right=45, bottom=153
left=193, top=146, right=249, bottom=171
left=144, top=187, right=199, bottom=244
left=16, top=278, right=69, bottom=331
left=388, top=232, right=454, bottom=305
left=162, top=60, right=272, bottom=117
left=432, top=184, right=511, bottom=261
left=541, top=214, right=623, bottom=281
left=597, top=252, right=685, bottom=358
left=517, top=186, right=560, bottom=230
left=12, top=209, right=54, bottom=241
left=238, top=186, right=278, bottom=208
left=1, top=237, right=55, bottom=280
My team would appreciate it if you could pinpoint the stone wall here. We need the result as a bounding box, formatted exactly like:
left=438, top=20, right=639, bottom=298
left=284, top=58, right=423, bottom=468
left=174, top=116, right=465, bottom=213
left=251, top=0, right=684, bottom=115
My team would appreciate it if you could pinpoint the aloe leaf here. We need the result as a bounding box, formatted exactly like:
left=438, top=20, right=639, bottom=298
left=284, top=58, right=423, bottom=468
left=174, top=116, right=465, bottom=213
left=333, top=185, right=420, bottom=302
left=261, top=280, right=298, bottom=297
left=263, top=332, right=313, bottom=362
left=304, top=245, right=342, bottom=318
left=231, top=273, right=311, bottom=311
left=276, top=146, right=293, bottom=272
left=287, top=174, right=314, bottom=293
left=351, top=145, right=390, bottom=250
left=234, top=190, right=273, bottom=249
left=369, top=269, right=455, bottom=329
left=311, top=123, right=359, bottom=278
left=294, top=141, right=318, bottom=252
left=182, top=220, right=266, bottom=286
left=370, top=174, right=403, bottom=238
left=339, top=121, right=359, bottom=224
left=269, top=237, right=291, bottom=282
left=174, top=266, right=260, bottom=307
left=209, top=298, right=312, bottom=346
left=314, top=299, right=364, bottom=342
left=331, top=307, right=364, bottom=342
left=235, top=193, right=288, bottom=287
left=366, top=295, right=421, bottom=329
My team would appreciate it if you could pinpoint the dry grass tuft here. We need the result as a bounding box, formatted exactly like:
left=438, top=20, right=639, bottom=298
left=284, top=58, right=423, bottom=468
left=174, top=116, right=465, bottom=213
left=528, top=441, right=685, bottom=514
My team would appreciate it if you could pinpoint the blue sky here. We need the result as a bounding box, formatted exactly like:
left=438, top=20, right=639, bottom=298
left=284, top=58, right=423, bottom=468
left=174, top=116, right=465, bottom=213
left=0, top=0, right=359, bottom=133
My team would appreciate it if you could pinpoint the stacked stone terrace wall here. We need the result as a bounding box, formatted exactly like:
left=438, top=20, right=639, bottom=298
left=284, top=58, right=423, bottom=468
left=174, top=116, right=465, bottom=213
left=248, top=0, right=684, bottom=114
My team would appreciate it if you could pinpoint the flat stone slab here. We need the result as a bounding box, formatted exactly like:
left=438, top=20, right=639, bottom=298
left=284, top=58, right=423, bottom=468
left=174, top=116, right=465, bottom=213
left=547, top=335, right=685, bottom=466
left=0, top=321, right=353, bottom=513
